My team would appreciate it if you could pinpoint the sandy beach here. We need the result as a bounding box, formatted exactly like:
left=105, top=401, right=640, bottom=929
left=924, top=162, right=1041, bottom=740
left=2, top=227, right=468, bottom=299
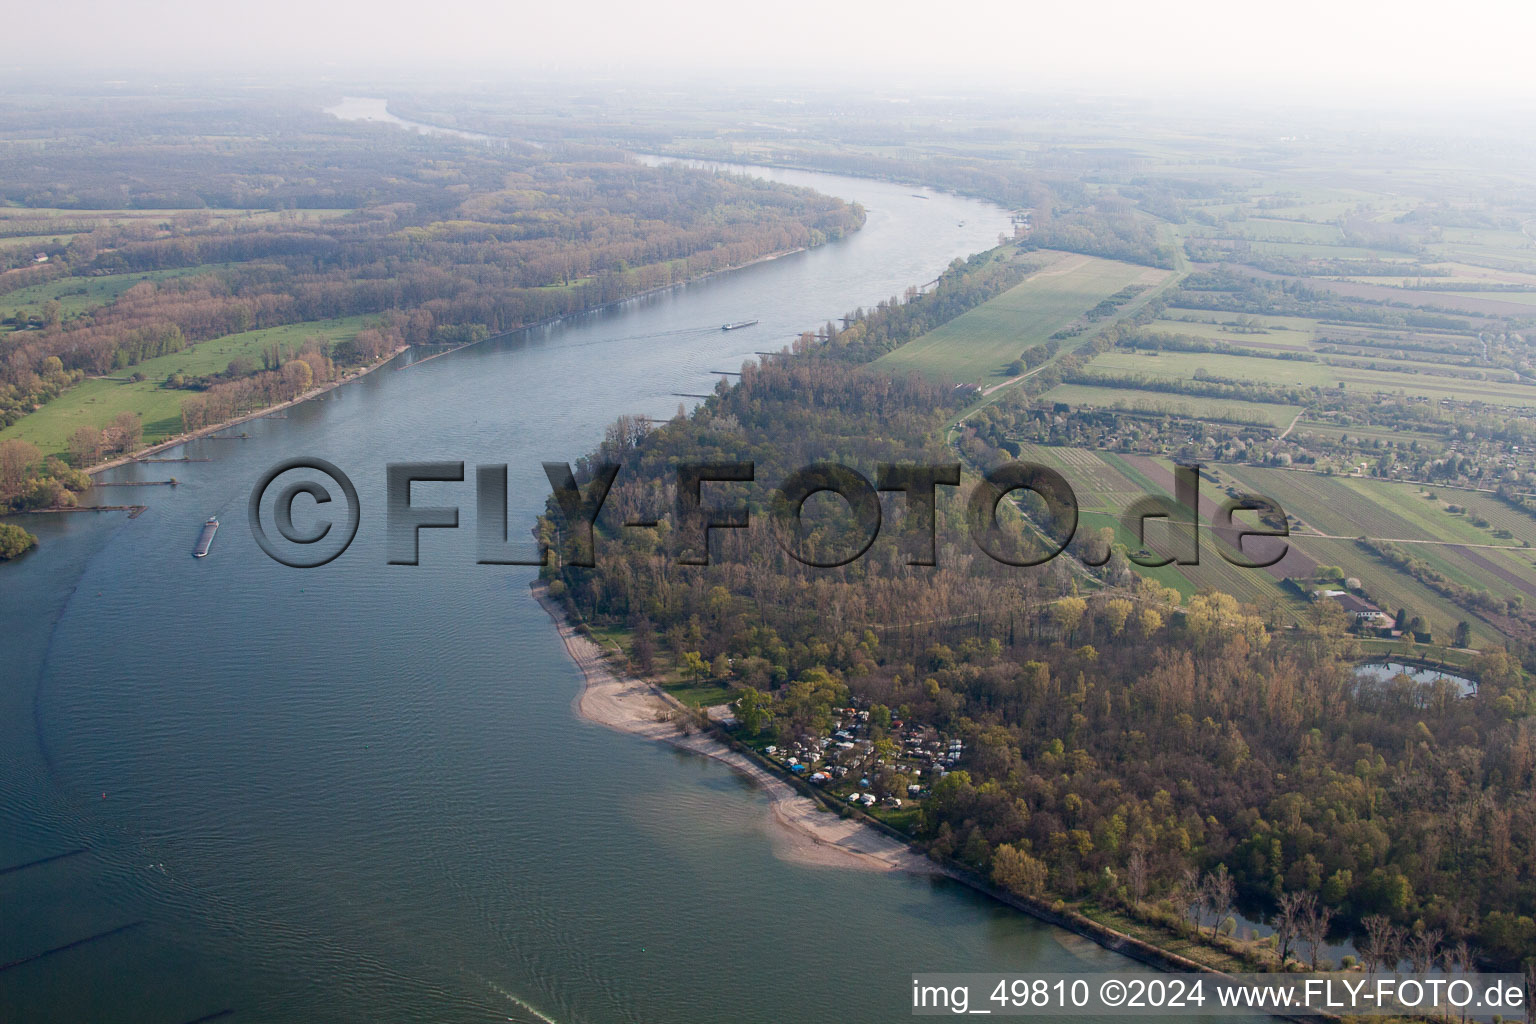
left=533, top=585, right=938, bottom=875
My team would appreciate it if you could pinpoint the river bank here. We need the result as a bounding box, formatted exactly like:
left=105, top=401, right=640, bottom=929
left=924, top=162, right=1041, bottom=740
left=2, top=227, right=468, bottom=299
left=75, top=240, right=817, bottom=482
left=83, top=345, right=411, bottom=477
left=532, top=582, right=935, bottom=874
left=1, top=154, right=1096, bottom=1021
left=534, top=580, right=1351, bottom=1021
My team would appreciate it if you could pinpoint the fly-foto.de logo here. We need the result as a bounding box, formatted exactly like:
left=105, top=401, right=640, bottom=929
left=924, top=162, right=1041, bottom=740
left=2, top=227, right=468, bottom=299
left=248, top=458, right=1291, bottom=571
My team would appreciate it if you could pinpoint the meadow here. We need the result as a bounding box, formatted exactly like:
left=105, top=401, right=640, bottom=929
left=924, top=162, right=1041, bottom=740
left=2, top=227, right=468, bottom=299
left=1038, top=382, right=1299, bottom=429
left=874, top=253, right=1170, bottom=382
left=3, top=266, right=237, bottom=322
left=1003, top=441, right=1533, bottom=646
left=0, top=315, right=373, bottom=456
left=1075, top=348, right=1536, bottom=406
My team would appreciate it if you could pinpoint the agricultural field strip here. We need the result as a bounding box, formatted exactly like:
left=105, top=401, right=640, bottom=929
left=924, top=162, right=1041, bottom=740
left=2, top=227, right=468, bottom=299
left=1162, top=309, right=1479, bottom=350
left=1023, top=444, right=1534, bottom=638
left=1108, top=453, right=1294, bottom=608
left=1021, top=443, right=1304, bottom=608
left=1222, top=466, right=1536, bottom=620
left=1150, top=319, right=1489, bottom=371
left=1037, top=382, right=1299, bottom=429
left=1075, top=349, right=1536, bottom=405
left=875, top=254, right=1168, bottom=382
left=1294, top=536, right=1494, bottom=645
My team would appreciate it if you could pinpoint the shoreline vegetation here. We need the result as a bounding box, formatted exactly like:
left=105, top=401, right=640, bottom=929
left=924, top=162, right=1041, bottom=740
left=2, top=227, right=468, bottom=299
left=0, top=240, right=820, bottom=556
left=1, top=111, right=865, bottom=539
left=82, top=241, right=812, bottom=478
left=536, top=580, right=1349, bottom=1024
left=534, top=581, right=932, bottom=874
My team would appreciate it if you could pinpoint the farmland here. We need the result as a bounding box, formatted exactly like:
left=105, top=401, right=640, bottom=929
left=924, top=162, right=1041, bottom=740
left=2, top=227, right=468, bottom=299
left=992, top=438, right=1533, bottom=649
left=1039, top=382, right=1299, bottom=429
left=1073, top=348, right=1536, bottom=406
left=874, top=253, right=1170, bottom=382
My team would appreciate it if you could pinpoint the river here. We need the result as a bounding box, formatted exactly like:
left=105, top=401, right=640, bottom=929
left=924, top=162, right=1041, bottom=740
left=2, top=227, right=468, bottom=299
left=1, top=156, right=1229, bottom=1022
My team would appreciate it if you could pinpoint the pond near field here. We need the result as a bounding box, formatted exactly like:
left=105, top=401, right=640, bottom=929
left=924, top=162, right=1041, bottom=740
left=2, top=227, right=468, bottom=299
left=1353, top=661, right=1477, bottom=698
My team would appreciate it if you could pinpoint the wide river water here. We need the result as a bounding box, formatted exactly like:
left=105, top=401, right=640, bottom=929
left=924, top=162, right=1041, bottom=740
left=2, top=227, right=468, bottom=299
left=1, top=159, right=1236, bottom=1022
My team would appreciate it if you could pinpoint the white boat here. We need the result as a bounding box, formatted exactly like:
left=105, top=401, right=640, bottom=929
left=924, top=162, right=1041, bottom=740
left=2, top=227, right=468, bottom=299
left=721, top=319, right=759, bottom=331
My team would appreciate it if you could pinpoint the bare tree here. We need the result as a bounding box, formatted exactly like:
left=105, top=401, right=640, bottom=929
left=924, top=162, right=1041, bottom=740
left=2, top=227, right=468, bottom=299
left=1204, top=865, right=1236, bottom=940
left=0, top=438, right=40, bottom=498
left=1299, top=893, right=1334, bottom=970
left=1165, top=868, right=1197, bottom=932
left=1407, top=929, right=1442, bottom=974
left=1126, top=849, right=1148, bottom=910
left=1181, top=866, right=1207, bottom=935
left=1359, top=914, right=1392, bottom=976
left=1274, top=892, right=1306, bottom=969
left=112, top=411, right=143, bottom=453
left=1384, top=923, right=1406, bottom=976
left=1445, top=939, right=1473, bottom=977
left=67, top=425, right=104, bottom=467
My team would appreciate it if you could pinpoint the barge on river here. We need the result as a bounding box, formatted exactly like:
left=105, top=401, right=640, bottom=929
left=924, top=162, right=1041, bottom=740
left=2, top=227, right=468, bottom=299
left=193, top=517, right=219, bottom=558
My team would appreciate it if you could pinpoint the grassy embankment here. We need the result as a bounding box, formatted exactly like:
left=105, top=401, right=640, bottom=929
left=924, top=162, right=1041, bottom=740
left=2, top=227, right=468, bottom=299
left=0, top=315, right=374, bottom=459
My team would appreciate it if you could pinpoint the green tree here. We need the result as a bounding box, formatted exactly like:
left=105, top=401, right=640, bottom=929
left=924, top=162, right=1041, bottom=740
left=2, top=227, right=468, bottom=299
left=869, top=703, right=892, bottom=731
left=1048, top=597, right=1087, bottom=640
left=734, top=687, right=772, bottom=736
left=0, top=522, right=37, bottom=560
left=678, top=650, right=706, bottom=681
left=992, top=842, right=1048, bottom=897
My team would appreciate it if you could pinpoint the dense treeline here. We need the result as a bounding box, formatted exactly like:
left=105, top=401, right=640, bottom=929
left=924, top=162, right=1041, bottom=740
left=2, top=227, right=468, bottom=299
left=1025, top=199, right=1177, bottom=269
left=548, top=260, right=1536, bottom=971
left=3, top=158, right=860, bottom=380
left=1, top=107, right=863, bottom=438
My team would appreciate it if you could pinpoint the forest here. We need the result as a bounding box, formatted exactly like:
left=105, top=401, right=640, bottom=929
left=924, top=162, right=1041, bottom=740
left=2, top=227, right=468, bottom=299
left=0, top=100, right=864, bottom=518
left=544, top=252, right=1536, bottom=972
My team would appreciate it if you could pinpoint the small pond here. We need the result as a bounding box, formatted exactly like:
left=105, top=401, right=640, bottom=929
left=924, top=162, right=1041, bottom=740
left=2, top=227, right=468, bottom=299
left=1354, top=660, right=1477, bottom=698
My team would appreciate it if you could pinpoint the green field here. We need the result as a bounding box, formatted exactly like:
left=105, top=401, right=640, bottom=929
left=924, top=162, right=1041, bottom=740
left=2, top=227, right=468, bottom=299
left=0, top=315, right=374, bottom=457
left=1144, top=317, right=1316, bottom=351
left=3, top=266, right=236, bottom=322
left=1010, top=444, right=1536, bottom=643
left=1008, top=444, right=1306, bottom=614
left=1289, top=421, right=1446, bottom=450
left=1040, top=382, right=1300, bottom=429
left=874, top=253, right=1169, bottom=382
left=1076, top=348, right=1536, bottom=406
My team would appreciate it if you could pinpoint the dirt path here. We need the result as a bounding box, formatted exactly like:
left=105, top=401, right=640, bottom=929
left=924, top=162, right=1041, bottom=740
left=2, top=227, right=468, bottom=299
left=532, top=586, right=940, bottom=875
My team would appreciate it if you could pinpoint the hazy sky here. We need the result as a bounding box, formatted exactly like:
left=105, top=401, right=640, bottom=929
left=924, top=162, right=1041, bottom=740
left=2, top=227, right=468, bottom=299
left=13, top=0, right=1536, bottom=105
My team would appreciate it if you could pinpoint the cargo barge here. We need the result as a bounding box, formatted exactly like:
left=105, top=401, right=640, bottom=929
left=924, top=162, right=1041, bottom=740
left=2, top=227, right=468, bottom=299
left=720, top=319, right=759, bottom=330
left=193, top=517, right=219, bottom=558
